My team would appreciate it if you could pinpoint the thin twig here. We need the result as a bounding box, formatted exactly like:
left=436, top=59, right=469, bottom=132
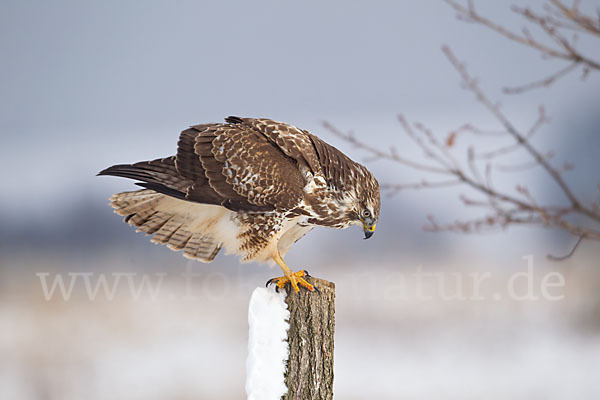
left=503, top=63, right=578, bottom=94
left=322, top=121, right=450, bottom=174
left=383, top=180, right=463, bottom=193
left=547, top=235, right=586, bottom=260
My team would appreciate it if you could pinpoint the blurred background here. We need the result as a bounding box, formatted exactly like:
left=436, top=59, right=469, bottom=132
left=1, top=0, right=599, bottom=398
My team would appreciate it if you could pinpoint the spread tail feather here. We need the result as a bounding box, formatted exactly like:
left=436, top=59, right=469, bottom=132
left=98, top=157, right=191, bottom=201
left=109, top=189, right=222, bottom=262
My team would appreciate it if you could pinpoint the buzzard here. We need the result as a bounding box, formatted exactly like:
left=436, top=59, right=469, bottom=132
left=98, top=117, right=380, bottom=292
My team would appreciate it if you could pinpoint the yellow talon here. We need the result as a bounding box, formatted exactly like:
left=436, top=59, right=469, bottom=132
left=267, top=270, right=315, bottom=293
left=267, top=251, right=316, bottom=293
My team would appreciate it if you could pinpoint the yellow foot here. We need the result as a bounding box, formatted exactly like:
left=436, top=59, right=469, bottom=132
left=266, top=270, right=316, bottom=294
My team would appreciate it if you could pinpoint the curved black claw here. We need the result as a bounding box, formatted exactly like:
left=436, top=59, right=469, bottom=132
left=266, top=277, right=288, bottom=293
left=265, top=277, right=278, bottom=287
left=302, top=271, right=318, bottom=293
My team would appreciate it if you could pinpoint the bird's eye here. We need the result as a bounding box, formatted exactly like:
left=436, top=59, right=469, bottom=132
left=362, top=210, right=371, bottom=218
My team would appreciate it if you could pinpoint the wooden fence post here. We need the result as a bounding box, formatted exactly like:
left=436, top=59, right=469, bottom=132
left=283, top=277, right=335, bottom=400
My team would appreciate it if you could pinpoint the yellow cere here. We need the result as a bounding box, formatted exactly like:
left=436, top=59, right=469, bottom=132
left=364, top=223, right=376, bottom=232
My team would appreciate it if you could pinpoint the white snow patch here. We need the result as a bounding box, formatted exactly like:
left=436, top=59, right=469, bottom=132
left=246, top=287, right=290, bottom=400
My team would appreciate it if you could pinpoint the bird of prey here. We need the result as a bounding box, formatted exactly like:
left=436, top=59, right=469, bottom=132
left=98, top=117, right=380, bottom=293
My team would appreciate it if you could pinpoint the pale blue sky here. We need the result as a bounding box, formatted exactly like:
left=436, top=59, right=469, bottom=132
left=1, top=0, right=598, bottom=262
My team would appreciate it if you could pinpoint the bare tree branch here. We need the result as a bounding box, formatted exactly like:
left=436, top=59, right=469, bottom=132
left=444, top=0, right=600, bottom=91
left=442, top=45, right=599, bottom=223
left=383, top=180, right=463, bottom=195
left=475, top=106, right=548, bottom=159
left=503, top=62, right=578, bottom=94
left=321, top=121, right=450, bottom=174
left=323, top=1, right=600, bottom=259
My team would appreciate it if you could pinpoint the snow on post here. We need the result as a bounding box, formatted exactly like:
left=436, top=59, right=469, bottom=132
left=246, top=278, right=335, bottom=400
left=246, top=287, right=290, bottom=400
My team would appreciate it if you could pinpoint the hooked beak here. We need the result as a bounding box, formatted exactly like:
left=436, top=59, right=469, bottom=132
left=362, top=220, right=376, bottom=240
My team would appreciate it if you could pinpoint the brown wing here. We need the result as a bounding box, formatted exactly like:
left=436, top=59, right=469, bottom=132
left=177, top=121, right=306, bottom=211
left=226, top=116, right=323, bottom=176
left=176, top=124, right=254, bottom=209
left=100, top=117, right=315, bottom=212
left=227, top=117, right=361, bottom=192
left=305, top=132, right=358, bottom=191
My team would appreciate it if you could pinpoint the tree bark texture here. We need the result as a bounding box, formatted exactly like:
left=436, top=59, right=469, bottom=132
left=283, top=277, right=335, bottom=400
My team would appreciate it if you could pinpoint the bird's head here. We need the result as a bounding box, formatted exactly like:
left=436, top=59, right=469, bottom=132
left=354, top=168, right=380, bottom=240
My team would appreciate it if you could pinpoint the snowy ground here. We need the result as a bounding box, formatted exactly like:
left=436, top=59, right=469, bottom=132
left=1, top=252, right=599, bottom=399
